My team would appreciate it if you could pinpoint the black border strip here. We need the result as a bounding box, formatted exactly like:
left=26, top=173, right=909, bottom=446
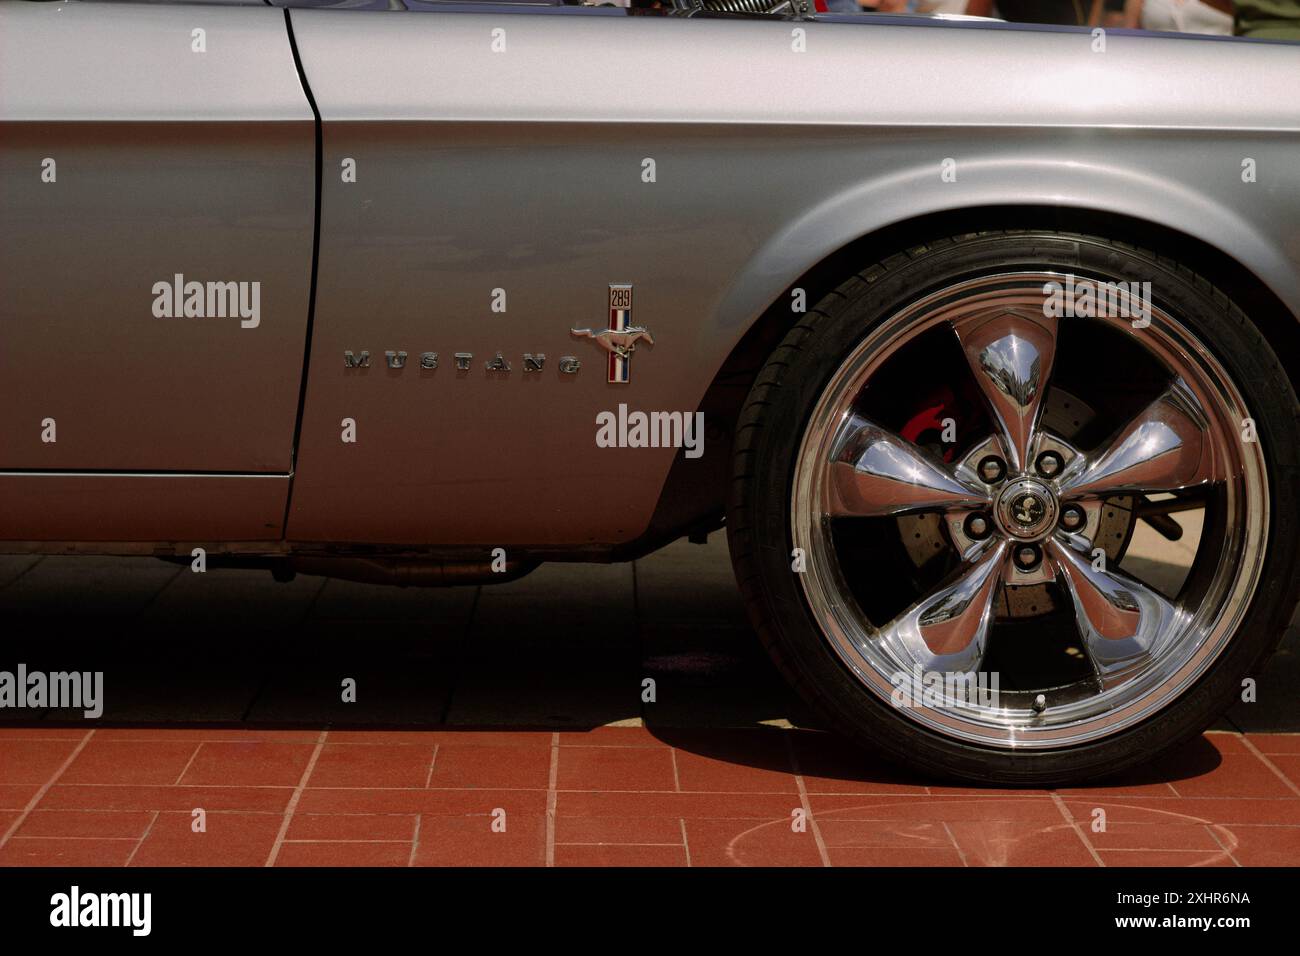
left=281, top=6, right=324, bottom=536
left=0, top=867, right=1288, bottom=940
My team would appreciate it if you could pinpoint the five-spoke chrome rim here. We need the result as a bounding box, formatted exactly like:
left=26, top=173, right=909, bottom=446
left=791, top=273, right=1267, bottom=748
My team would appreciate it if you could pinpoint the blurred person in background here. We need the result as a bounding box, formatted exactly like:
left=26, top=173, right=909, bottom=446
left=824, top=0, right=972, bottom=12
left=1234, top=0, right=1300, bottom=36
left=1092, top=0, right=1234, bottom=33
left=1088, top=0, right=1134, bottom=25
left=887, top=0, right=973, bottom=9
left=965, top=0, right=1089, bottom=21
left=829, top=0, right=1295, bottom=32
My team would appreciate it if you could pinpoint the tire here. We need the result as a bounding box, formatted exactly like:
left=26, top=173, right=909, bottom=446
left=727, top=230, right=1300, bottom=786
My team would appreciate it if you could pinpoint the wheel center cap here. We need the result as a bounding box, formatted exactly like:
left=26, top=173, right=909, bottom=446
left=1013, top=493, right=1046, bottom=526
left=995, top=478, right=1058, bottom=540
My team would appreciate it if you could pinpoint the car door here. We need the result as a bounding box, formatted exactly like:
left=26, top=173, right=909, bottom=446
left=0, top=0, right=315, bottom=541
left=281, top=4, right=833, bottom=548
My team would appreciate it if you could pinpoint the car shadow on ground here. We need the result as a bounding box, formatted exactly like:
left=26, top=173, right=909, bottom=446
left=0, top=537, right=1292, bottom=791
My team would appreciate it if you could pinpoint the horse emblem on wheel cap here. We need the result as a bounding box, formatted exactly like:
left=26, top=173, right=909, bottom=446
left=1013, top=493, right=1046, bottom=526
left=571, top=284, right=654, bottom=383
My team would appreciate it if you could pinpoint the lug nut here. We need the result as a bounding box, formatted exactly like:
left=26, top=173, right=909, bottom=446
left=964, top=513, right=992, bottom=540
left=1060, top=505, right=1086, bottom=532
left=1032, top=693, right=1047, bottom=714
left=977, top=456, right=1006, bottom=484
left=1013, top=544, right=1042, bottom=571
left=1035, top=450, right=1064, bottom=478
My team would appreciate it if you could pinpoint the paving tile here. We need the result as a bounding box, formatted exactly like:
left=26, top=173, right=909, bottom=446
left=1263, top=755, right=1300, bottom=792
left=555, top=844, right=688, bottom=867
left=1097, top=850, right=1237, bottom=867
left=286, top=813, right=418, bottom=843
left=808, top=796, right=1064, bottom=825
left=37, top=785, right=294, bottom=814
left=178, top=742, right=315, bottom=788
left=1162, top=754, right=1299, bottom=799
left=924, top=784, right=1055, bottom=797
left=325, top=730, right=552, bottom=748
left=129, top=811, right=283, bottom=867
left=1058, top=798, right=1300, bottom=827
left=307, top=744, right=434, bottom=790
left=0, top=786, right=40, bottom=810
left=945, top=821, right=1098, bottom=867
left=276, top=842, right=412, bottom=867
left=1221, top=825, right=1300, bottom=866
left=1052, top=782, right=1183, bottom=798
left=1053, top=768, right=1181, bottom=798
left=668, top=731, right=798, bottom=794
left=0, top=738, right=84, bottom=785
left=555, top=789, right=800, bottom=820
left=60, top=740, right=197, bottom=787
left=1086, top=822, right=1228, bottom=852
left=0, top=838, right=137, bottom=867
left=1246, top=734, right=1300, bottom=755
left=817, top=819, right=950, bottom=849
left=791, top=732, right=929, bottom=796
left=828, top=846, right=964, bottom=866
left=92, top=728, right=323, bottom=743
left=427, top=744, right=552, bottom=790
left=683, top=818, right=824, bottom=867
left=0, top=728, right=87, bottom=740
left=15, top=810, right=154, bottom=840
left=410, top=814, right=547, bottom=867
left=556, top=745, right=678, bottom=792
left=1198, top=732, right=1253, bottom=756
left=296, top=788, right=548, bottom=816
left=556, top=816, right=685, bottom=846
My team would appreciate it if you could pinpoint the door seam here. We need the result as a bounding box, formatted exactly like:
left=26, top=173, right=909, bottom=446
left=281, top=6, right=324, bottom=540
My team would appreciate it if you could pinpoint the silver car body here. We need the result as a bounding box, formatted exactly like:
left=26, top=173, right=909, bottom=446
left=2, top=0, right=1298, bottom=557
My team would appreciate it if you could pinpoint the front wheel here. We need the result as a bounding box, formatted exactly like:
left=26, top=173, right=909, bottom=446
left=727, top=231, right=1300, bottom=785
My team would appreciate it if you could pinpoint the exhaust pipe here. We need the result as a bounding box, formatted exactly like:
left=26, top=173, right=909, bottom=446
left=286, top=556, right=539, bottom=587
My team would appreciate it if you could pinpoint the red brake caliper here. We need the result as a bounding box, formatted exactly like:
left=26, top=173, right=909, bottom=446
left=899, top=385, right=960, bottom=462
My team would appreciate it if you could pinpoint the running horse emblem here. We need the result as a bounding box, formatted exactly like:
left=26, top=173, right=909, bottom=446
left=570, top=284, right=654, bottom=383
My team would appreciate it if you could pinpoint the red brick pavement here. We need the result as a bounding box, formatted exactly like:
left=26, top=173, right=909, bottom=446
left=1, top=726, right=1296, bottom=867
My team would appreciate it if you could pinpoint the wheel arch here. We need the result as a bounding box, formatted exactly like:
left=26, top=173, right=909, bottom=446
left=715, top=204, right=1300, bottom=406
left=631, top=203, right=1300, bottom=558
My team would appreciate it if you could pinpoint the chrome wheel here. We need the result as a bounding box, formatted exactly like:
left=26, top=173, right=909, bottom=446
left=791, top=273, right=1267, bottom=749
